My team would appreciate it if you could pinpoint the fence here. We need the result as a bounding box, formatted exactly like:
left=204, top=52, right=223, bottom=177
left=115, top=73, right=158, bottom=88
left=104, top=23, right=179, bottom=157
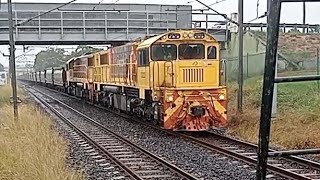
left=222, top=48, right=320, bottom=84
left=222, top=52, right=267, bottom=83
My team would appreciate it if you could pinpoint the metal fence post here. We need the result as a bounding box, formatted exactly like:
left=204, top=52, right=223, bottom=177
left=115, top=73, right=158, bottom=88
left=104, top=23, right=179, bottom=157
left=222, top=59, right=227, bottom=86
left=246, top=52, right=249, bottom=78
left=317, top=48, right=319, bottom=92
left=272, top=54, right=278, bottom=118
left=237, top=0, right=244, bottom=113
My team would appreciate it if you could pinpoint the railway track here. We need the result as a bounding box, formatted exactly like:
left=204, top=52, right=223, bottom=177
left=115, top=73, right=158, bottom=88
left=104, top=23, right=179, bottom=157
left=177, top=131, right=320, bottom=180
left=27, top=84, right=320, bottom=180
left=27, top=87, right=198, bottom=180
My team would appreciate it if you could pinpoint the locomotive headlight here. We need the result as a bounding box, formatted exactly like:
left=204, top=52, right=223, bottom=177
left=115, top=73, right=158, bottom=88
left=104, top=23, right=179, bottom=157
left=167, top=95, right=174, bottom=102
left=154, top=95, right=158, bottom=101
left=188, top=33, right=193, bottom=38
left=218, top=94, right=225, bottom=100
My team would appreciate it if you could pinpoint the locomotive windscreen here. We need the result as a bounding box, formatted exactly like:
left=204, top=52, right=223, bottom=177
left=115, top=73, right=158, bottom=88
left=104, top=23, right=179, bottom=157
left=151, top=44, right=177, bottom=61
left=178, top=44, right=205, bottom=60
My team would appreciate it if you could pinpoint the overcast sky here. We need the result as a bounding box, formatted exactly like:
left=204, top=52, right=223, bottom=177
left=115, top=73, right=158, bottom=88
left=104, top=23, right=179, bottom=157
left=1, top=0, right=320, bottom=67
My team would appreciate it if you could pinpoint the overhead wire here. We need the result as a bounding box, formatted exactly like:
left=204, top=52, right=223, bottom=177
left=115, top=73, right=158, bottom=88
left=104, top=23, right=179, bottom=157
left=15, top=0, right=77, bottom=27
left=93, top=0, right=105, bottom=10
left=246, top=13, right=267, bottom=23
left=92, top=0, right=120, bottom=11
left=246, top=0, right=267, bottom=23
left=201, top=0, right=228, bottom=10
left=187, top=0, right=228, bottom=11
left=195, top=0, right=239, bottom=26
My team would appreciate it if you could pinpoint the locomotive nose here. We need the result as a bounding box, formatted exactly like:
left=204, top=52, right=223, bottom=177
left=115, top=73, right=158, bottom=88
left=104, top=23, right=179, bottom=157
left=190, top=106, right=205, bottom=117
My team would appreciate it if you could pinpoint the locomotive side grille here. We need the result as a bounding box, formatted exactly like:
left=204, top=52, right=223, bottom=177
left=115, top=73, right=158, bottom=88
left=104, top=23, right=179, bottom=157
left=183, top=68, right=204, bottom=83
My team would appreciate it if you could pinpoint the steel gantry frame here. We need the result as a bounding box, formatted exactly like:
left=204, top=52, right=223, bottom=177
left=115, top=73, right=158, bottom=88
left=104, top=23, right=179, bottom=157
left=257, top=0, right=320, bottom=179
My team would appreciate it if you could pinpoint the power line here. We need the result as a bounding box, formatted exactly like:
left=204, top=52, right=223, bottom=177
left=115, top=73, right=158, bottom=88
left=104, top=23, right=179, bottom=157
left=189, top=0, right=228, bottom=11
left=93, top=0, right=105, bottom=10
left=15, top=0, right=77, bottom=27
left=204, top=0, right=228, bottom=9
left=195, top=0, right=239, bottom=26
left=245, top=0, right=267, bottom=23
left=247, top=12, right=267, bottom=23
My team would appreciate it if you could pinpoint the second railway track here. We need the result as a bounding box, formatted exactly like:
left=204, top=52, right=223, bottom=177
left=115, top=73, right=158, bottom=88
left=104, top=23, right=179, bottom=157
left=177, top=131, right=320, bottom=180
left=27, top=84, right=320, bottom=180
left=27, top=87, right=198, bottom=180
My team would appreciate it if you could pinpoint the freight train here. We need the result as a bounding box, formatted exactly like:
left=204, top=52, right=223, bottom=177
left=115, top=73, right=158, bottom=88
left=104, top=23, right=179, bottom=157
left=20, top=29, right=227, bottom=131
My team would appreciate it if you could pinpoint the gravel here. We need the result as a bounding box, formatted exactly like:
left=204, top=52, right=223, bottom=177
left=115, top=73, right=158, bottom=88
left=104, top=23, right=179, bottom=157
left=32, top=86, right=259, bottom=180
left=299, top=154, right=320, bottom=163
left=27, top=89, right=131, bottom=180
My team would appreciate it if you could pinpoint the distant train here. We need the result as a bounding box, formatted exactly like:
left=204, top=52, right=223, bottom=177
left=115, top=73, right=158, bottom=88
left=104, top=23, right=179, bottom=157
left=20, top=29, right=228, bottom=131
left=0, top=71, right=8, bottom=86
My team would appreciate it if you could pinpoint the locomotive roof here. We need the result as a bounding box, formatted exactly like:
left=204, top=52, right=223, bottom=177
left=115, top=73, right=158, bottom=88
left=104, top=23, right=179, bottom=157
left=138, top=34, right=165, bottom=49
left=66, top=57, right=76, bottom=64
left=137, top=29, right=217, bottom=49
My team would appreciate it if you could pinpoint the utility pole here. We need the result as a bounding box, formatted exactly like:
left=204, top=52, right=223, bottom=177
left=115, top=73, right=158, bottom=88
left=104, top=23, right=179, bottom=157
left=5, top=0, right=77, bottom=122
left=237, top=0, right=244, bottom=113
left=303, top=2, right=306, bottom=33
left=8, top=0, right=18, bottom=121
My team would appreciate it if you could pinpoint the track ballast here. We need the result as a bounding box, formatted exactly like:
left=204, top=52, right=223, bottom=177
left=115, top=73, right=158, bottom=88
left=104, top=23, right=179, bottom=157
left=27, top=87, right=198, bottom=180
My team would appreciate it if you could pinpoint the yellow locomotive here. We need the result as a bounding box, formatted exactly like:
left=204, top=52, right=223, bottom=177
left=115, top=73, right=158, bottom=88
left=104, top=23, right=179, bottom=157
left=64, top=29, right=227, bottom=131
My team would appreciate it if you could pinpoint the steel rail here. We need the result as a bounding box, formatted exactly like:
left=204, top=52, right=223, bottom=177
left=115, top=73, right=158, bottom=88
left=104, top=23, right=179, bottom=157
left=203, top=131, right=320, bottom=172
left=28, top=86, right=199, bottom=180
left=26, top=83, right=320, bottom=180
left=27, top=88, right=142, bottom=180
left=172, top=132, right=314, bottom=180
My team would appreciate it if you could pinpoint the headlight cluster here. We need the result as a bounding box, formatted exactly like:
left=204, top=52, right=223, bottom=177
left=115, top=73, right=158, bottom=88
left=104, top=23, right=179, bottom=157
left=167, top=95, right=174, bottom=102
left=218, top=94, right=225, bottom=100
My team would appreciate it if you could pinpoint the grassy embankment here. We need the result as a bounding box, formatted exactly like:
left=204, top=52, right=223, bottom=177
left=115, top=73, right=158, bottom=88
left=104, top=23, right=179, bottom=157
left=228, top=70, right=320, bottom=149
left=0, top=85, right=83, bottom=180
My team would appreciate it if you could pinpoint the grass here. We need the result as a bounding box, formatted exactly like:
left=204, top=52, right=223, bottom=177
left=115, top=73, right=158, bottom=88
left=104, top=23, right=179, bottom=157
left=0, top=85, right=25, bottom=106
left=228, top=72, right=320, bottom=149
left=0, top=85, right=83, bottom=180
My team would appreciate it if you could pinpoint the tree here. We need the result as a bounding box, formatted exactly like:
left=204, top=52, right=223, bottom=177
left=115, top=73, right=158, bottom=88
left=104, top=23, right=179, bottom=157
left=67, top=45, right=103, bottom=59
left=33, top=47, right=68, bottom=71
left=0, top=63, right=4, bottom=71
left=33, top=45, right=103, bottom=71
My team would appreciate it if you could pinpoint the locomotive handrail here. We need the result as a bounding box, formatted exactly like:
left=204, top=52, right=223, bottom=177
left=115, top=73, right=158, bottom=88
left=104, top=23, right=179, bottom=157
left=164, top=60, right=175, bottom=88
left=163, top=61, right=167, bottom=88
left=150, top=61, right=160, bottom=90
left=171, top=61, right=175, bottom=87
left=157, top=61, right=160, bottom=89
left=151, top=61, right=155, bottom=90
left=129, top=61, right=132, bottom=86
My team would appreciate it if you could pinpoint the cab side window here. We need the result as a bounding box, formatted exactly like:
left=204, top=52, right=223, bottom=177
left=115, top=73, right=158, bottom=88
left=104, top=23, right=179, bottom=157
left=138, top=48, right=149, bottom=66
left=207, top=46, right=217, bottom=59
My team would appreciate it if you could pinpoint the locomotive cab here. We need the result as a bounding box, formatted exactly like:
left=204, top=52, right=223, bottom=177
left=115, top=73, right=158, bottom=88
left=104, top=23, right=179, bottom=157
left=136, top=30, right=227, bottom=131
